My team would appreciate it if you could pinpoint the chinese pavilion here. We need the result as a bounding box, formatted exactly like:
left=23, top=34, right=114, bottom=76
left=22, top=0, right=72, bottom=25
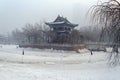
left=45, top=15, right=78, bottom=43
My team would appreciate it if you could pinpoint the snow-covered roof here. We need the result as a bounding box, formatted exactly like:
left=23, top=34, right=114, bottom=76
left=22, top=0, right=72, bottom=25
left=45, top=15, right=78, bottom=27
left=45, top=21, right=65, bottom=25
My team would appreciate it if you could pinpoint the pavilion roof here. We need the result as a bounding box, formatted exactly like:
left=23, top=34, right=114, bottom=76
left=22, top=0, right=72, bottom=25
left=45, top=15, right=78, bottom=27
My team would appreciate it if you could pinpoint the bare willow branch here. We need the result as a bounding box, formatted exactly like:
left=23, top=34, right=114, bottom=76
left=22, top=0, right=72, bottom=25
left=89, top=0, right=120, bottom=65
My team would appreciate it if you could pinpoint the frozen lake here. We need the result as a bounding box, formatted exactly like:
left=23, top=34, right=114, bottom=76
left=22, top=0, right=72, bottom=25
left=0, top=44, right=120, bottom=80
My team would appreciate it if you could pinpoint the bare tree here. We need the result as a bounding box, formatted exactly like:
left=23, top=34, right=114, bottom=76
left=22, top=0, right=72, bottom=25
left=69, top=29, right=83, bottom=44
left=12, top=22, right=49, bottom=44
left=89, top=0, right=120, bottom=64
left=80, top=26, right=101, bottom=42
left=12, top=29, right=25, bottom=44
left=22, top=23, right=48, bottom=44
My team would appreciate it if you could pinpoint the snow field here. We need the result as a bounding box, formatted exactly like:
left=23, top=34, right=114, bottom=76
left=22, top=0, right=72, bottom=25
left=0, top=44, right=119, bottom=80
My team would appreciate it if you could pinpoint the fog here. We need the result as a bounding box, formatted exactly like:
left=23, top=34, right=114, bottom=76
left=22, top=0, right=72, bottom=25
left=0, top=0, right=107, bottom=35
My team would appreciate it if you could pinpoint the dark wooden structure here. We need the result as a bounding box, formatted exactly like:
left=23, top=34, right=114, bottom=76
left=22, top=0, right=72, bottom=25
left=45, top=15, right=78, bottom=44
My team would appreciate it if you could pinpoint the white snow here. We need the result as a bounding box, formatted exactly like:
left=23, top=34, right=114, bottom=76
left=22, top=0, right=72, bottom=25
left=0, top=44, right=120, bottom=80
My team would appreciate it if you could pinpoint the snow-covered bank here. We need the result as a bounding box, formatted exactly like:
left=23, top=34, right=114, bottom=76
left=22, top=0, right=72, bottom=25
left=0, top=45, right=107, bottom=64
left=0, top=44, right=120, bottom=80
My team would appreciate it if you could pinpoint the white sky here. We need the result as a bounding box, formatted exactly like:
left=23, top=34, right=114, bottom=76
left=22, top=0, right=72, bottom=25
left=0, top=0, right=107, bottom=35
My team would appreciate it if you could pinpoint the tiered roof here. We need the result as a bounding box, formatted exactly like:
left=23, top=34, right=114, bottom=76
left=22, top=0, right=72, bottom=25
left=45, top=15, right=78, bottom=28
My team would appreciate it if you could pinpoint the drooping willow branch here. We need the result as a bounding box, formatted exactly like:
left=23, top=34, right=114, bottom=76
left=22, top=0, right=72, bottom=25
left=89, top=0, right=120, bottom=64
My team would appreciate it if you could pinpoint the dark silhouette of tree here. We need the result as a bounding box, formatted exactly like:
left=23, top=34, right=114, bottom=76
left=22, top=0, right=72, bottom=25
left=69, top=30, right=83, bottom=44
left=80, top=26, right=101, bottom=42
left=12, top=22, right=49, bottom=44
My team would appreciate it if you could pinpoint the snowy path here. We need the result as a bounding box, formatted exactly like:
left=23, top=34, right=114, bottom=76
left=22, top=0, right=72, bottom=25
left=0, top=44, right=120, bottom=80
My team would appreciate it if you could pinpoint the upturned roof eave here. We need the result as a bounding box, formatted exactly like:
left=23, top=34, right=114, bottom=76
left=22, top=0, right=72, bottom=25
left=45, top=21, right=65, bottom=25
left=45, top=22, right=78, bottom=27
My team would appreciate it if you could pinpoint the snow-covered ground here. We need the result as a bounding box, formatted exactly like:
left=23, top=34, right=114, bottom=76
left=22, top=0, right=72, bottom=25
left=0, top=44, right=120, bottom=80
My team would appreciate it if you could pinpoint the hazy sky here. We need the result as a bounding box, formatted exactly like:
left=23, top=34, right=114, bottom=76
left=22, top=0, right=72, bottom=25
left=0, top=0, right=107, bottom=35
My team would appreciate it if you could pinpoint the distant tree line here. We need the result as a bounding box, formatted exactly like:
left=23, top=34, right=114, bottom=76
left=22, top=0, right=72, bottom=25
left=0, top=34, right=13, bottom=44
left=0, top=23, right=103, bottom=45
left=79, top=26, right=102, bottom=42
left=0, top=34, right=6, bottom=44
left=11, top=22, right=86, bottom=45
left=12, top=23, right=49, bottom=44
